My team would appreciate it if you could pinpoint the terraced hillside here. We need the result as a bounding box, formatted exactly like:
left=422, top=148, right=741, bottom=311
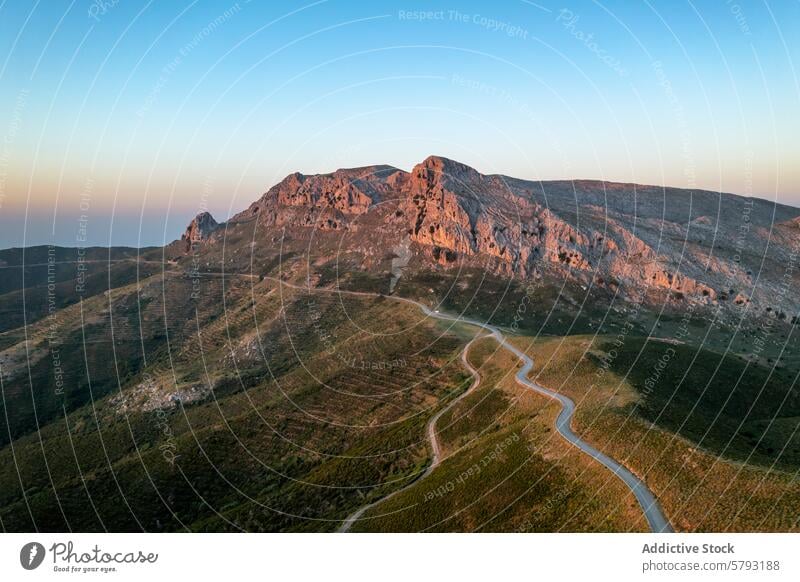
left=350, top=337, right=649, bottom=532
left=0, top=276, right=474, bottom=531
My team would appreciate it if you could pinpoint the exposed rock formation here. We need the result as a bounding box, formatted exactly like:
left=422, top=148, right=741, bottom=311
left=211, top=155, right=800, bottom=314
left=182, top=211, right=218, bottom=252
left=235, top=166, right=398, bottom=230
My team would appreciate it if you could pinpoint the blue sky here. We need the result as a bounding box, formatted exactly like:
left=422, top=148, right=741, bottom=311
left=0, top=0, right=798, bottom=247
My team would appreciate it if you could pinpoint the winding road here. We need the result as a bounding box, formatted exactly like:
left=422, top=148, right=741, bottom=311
left=56, top=263, right=672, bottom=531
left=244, top=275, right=672, bottom=532
left=337, top=294, right=673, bottom=533
left=337, top=337, right=484, bottom=532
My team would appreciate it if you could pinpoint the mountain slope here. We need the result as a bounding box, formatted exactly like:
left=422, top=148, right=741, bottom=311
left=184, top=155, right=800, bottom=320
left=1, top=156, right=799, bottom=532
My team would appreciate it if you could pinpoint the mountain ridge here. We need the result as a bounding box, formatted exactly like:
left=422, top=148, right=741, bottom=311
left=181, top=155, right=800, bottom=318
left=229, top=154, right=800, bottom=217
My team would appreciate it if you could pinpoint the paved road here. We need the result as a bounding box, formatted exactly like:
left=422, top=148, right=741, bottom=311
left=407, top=304, right=674, bottom=533
left=68, top=265, right=671, bottom=531
left=218, top=275, right=673, bottom=533
left=338, top=337, right=484, bottom=532
left=426, top=341, right=484, bottom=469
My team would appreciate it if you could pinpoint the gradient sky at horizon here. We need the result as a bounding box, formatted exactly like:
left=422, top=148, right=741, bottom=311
left=0, top=0, right=798, bottom=247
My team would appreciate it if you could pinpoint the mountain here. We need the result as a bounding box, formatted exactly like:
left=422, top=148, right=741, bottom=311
left=181, top=211, right=219, bottom=251
left=1, top=156, right=800, bottom=533
left=180, top=155, right=800, bottom=318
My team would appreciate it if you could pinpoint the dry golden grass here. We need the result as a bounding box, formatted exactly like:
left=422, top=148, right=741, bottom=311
left=352, top=336, right=648, bottom=532
left=514, top=334, right=800, bottom=532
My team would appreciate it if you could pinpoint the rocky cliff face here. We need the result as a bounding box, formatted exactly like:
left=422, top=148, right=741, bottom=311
left=181, top=211, right=218, bottom=251
left=402, top=156, right=481, bottom=257
left=234, top=166, right=399, bottom=231
left=193, top=155, right=800, bottom=315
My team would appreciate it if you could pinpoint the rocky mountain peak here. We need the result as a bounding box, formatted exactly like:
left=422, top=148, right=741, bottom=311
left=211, top=155, right=800, bottom=315
left=415, top=155, right=482, bottom=181
left=409, top=156, right=484, bottom=199
left=181, top=211, right=218, bottom=251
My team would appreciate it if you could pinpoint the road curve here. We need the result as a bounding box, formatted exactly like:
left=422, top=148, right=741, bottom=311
left=406, top=303, right=674, bottom=533
left=338, top=337, right=484, bottom=532
left=261, top=277, right=672, bottom=533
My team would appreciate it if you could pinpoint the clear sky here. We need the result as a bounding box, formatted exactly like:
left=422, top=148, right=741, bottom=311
left=0, top=0, right=798, bottom=247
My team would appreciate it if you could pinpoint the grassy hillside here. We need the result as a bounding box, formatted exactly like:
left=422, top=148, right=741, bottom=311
left=0, top=282, right=472, bottom=531
left=518, top=334, right=800, bottom=532
left=2, top=240, right=798, bottom=532
left=606, top=339, right=800, bottom=469
left=350, top=338, right=648, bottom=532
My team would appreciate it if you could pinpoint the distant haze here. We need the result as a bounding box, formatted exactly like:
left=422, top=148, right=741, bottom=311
left=1, top=1, right=798, bottom=247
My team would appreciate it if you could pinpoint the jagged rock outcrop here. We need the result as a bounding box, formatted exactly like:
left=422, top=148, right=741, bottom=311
left=215, top=155, right=800, bottom=314
left=234, top=166, right=397, bottom=230
left=402, top=156, right=480, bottom=257
left=182, top=212, right=218, bottom=252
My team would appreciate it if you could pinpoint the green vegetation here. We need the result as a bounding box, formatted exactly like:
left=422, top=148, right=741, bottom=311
left=2, top=244, right=799, bottom=533
left=518, top=334, right=800, bottom=532
left=350, top=338, right=648, bottom=532
left=605, top=339, right=800, bottom=469
left=0, top=277, right=469, bottom=531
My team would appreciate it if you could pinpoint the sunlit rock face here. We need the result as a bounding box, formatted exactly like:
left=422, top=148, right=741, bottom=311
left=209, top=155, right=800, bottom=315
left=182, top=211, right=218, bottom=251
